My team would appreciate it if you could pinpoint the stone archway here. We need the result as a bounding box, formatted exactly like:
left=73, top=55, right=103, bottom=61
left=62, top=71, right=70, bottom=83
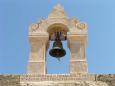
left=46, top=23, right=70, bottom=74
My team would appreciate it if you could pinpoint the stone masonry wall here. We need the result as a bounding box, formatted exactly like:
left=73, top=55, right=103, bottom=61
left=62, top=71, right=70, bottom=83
left=96, top=74, right=115, bottom=86
left=0, top=74, right=115, bottom=86
left=0, top=75, right=20, bottom=86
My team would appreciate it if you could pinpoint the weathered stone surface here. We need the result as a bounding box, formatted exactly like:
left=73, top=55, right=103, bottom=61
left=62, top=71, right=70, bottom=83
left=96, top=74, right=115, bottom=86
left=0, top=75, right=20, bottom=86
left=20, top=81, right=109, bottom=86
left=0, top=74, right=115, bottom=86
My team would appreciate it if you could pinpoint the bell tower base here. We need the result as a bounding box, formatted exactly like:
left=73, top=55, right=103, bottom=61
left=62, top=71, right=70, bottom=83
left=0, top=74, right=115, bottom=86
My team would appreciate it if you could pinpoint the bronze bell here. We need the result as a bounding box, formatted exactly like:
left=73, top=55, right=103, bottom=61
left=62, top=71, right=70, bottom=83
left=49, top=32, right=66, bottom=60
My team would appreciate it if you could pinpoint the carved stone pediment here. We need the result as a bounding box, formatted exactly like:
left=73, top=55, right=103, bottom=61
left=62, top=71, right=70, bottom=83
left=48, top=4, right=68, bottom=19
left=29, top=4, right=87, bottom=36
left=29, top=19, right=48, bottom=33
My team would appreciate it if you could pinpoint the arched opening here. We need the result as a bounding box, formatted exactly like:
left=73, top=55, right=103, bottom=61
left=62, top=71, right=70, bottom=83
left=47, top=23, right=69, bottom=41
left=46, top=23, right=70, bottom=74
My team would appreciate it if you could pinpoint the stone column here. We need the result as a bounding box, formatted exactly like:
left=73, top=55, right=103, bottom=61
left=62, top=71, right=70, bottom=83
left=68, top=34, right=88, bottom=74
left=27, top=36, right=48, bottom=74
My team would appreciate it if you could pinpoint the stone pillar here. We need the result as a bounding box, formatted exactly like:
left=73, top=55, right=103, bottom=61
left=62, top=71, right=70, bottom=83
left=27, top=36, right=48, bottom=74
left=68, top=34, right=88, bottom=74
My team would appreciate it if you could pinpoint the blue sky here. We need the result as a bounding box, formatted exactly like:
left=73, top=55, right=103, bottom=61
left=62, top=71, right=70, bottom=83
left=0, top=0, right=115, bottom=74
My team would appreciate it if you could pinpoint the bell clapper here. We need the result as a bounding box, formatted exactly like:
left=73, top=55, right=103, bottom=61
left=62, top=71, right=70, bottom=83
left=57, top=58, right=60, bottom=61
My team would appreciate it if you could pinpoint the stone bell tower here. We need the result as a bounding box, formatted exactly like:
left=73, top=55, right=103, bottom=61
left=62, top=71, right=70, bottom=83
left=28, top=4, right=88, bottom=75
left=1, top=4, right=114, bottom=86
